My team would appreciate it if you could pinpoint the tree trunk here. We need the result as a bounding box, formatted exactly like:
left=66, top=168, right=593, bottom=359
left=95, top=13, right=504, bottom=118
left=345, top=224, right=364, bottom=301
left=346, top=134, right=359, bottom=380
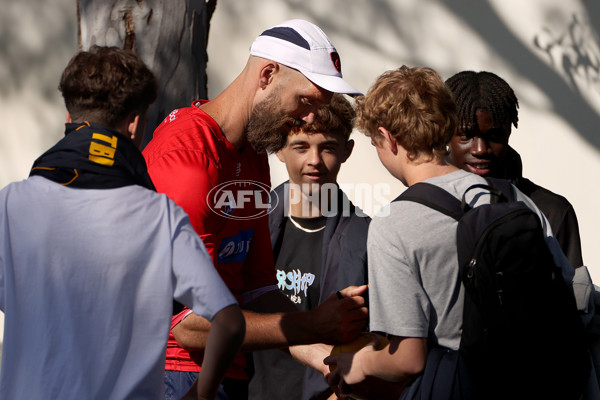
left=77, top=0, right=217, bottom=148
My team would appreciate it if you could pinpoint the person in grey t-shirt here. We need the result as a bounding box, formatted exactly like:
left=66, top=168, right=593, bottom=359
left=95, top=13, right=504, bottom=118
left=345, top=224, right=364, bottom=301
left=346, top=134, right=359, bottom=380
left=323, top=66, right=573, bottom=400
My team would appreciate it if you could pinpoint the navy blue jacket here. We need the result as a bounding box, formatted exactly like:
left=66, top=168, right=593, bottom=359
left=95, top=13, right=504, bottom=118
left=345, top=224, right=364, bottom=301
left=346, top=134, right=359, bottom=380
left=268, top=182, right=370, bottom=400
left=506, top=146, right=584, bottom=268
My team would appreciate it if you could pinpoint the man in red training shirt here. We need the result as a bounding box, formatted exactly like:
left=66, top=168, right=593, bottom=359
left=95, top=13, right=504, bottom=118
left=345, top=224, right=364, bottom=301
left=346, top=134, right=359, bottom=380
left=143, top=19, right=368, bottom=399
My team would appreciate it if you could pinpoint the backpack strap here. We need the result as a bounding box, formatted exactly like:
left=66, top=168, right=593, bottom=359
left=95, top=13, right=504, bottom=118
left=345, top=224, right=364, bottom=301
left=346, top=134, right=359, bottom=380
left=397, top=177, right=517, bottom=218
left=395, top=182, right=463, bottom=221
left=483, top=177, right=516, bottom=202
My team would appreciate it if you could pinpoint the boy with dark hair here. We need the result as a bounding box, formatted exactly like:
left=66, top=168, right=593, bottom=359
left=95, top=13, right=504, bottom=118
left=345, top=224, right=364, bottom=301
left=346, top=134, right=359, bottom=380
left=249, top=94, right=370, bottom=400
left=445, top=70, right=584, bottom=270
left=324, top=66, right=575, bottom=399
left=0, top=46, right=245, bottom=400
left=446, top=69, right=596, bottom=400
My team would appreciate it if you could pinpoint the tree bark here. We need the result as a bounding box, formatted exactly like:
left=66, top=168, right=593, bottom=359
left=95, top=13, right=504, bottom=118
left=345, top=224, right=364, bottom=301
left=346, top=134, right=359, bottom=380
left=77, top=0, right=217, bottom=147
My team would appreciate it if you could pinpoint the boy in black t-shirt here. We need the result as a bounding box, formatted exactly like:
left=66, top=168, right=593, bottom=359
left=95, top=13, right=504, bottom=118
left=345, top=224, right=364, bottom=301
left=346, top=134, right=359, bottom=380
left=248, top=94, right=371, bottom=400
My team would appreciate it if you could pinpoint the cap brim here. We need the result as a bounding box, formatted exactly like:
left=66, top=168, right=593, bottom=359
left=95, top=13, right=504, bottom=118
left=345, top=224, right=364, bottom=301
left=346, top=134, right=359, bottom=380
left=300, top=70, right=363, bottom=96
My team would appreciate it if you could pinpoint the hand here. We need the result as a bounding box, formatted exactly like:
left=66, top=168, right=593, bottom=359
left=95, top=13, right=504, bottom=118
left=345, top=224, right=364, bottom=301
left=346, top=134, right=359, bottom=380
left=309, top=285, right=368, bottom=344
left=324, top=335, right=418, bottom=400
left=324, top=336, right=400, bottom=400
left=324, top=337, right=376, bottom=388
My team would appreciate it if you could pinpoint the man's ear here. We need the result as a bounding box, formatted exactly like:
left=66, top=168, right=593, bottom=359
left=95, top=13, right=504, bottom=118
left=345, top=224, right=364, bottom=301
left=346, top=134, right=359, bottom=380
left=259, top=61, right=279, bottom=90
left=66, top=112, right=72, bottom=123
left=341, top=139, right=355, bottom=163
left=378, top=127, right=398, bottom=154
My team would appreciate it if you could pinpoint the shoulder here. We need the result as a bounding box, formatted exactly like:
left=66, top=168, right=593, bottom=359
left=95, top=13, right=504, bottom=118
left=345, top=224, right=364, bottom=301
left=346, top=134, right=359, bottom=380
left=268, top=182, right=286, bottom=228
left=369, top=201, right=421, bottom=242
left=131, top=187, right=196, bottom=234
left=269, top=182, right=286, bottom=213
left=516, top=177, right=574, bottom=214
left=143, top=105, right=223, bottom=168
left=342, top=201, right=371, bottom=233
left=0, top=177, right=30, bottom=195
left=333, top=197, right=371, bottom=246
left=424, top=169, right=487, bottom=201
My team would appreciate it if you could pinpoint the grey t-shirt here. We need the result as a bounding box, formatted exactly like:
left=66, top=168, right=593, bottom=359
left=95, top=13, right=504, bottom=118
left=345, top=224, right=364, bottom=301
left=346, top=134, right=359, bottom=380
left=368, top=169, right=572, bottom=350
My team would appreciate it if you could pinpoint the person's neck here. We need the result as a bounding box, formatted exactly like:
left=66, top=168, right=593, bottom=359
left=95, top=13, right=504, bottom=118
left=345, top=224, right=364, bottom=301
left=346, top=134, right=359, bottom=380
left=198, top=73, right=253, bottom=150
left=405, top=160, right=459, bottom=187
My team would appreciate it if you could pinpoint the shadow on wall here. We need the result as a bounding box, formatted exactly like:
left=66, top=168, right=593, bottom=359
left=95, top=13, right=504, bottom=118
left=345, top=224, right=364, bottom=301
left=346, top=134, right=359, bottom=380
left=1, top=0, right=598, bottom=164
left=441, top=0, right=600, bottom=152
left=0, top=0, right=78, bottom=150
left=210, top=0, right=599, bottom=153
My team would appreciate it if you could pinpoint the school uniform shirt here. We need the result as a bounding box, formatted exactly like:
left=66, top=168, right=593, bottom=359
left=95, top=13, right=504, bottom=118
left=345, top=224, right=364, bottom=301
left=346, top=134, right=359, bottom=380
left=143, top=100, right=277, bottom=380
left=0, top=176, right=236, bottom=399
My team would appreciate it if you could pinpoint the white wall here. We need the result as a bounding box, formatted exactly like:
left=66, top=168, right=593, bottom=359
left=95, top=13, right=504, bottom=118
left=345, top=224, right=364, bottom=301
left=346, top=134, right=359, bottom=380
left=0, top=0, right=599, bottom=359
left=205, top=0, right=600, bottom=281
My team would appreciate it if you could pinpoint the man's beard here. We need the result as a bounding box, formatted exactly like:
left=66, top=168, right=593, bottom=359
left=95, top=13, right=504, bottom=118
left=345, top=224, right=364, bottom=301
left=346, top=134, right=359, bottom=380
left=246, top=90, right=304, bottom=154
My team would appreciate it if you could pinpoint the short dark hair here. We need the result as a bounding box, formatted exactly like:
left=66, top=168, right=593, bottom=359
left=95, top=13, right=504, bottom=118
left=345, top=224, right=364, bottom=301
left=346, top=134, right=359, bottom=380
left=356, top=66, right=457, bottom=162
left=445, top=71, right=519, bottom=132
left=58, top=46, right=157, bottom=128
left=290, top=94, right=355, bottom=140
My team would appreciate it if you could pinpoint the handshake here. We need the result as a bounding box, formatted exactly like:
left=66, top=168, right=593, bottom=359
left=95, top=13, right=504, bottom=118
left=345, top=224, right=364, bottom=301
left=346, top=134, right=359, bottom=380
left=290, top=285, right=406, bottom=400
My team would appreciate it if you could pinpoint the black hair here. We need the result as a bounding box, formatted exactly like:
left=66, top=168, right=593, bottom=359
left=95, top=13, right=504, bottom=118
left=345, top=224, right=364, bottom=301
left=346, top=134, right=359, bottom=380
left=445, top=71, right=519, bottom=131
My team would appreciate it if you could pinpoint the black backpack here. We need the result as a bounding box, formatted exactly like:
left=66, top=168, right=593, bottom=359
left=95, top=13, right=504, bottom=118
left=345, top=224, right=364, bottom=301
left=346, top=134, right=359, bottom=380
left=398, top=177, right=589, bottom=400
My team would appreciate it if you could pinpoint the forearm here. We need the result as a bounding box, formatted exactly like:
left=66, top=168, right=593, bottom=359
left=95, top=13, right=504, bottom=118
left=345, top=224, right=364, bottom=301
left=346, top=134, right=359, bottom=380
left=244, top=285, right=369, bottom=349
left=243, top=293, right=368, bottom=350
left=289, top=343, right=333, bottom=374
left=193, top=305, right=245, bottom=399
left=174, top=285, right=368, bottom=352
left=172, top=313, right=211, bottom=351
left=173, top=308, right=315, bottom=352
left=241, top=289, right=337, bottom=350
left=358, top=337, right=426, bottom=383
left=240, top=308, right=322, bottom=351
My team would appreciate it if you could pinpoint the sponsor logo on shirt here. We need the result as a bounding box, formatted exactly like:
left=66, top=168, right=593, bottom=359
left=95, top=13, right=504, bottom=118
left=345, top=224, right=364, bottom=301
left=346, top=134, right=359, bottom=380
left=164, top=109, right=179, bottom=123
left=217, top=228, right=254, bottom=263
left=207, top=180, right=278, bottom=220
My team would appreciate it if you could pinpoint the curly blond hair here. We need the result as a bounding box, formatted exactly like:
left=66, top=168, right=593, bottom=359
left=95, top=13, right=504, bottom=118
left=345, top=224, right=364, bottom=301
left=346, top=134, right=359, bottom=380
left=355, top=66, right=456, bottom=162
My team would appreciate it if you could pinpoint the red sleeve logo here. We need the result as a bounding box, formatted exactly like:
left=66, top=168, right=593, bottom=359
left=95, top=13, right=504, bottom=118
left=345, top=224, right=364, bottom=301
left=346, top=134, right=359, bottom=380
left=330, top=52, right=342, bottom=73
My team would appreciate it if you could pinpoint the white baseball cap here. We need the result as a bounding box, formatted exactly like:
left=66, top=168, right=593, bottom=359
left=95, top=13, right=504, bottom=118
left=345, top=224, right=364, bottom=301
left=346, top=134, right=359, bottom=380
left=250, top=19, right=362, bottom=96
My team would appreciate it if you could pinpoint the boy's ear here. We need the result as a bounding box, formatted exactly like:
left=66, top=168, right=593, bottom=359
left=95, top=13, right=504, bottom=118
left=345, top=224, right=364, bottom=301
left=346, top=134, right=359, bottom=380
left=125, top=112, right=148, bottom=148
left=341, top=139, right=355, bottom=163
left=65, top=112, right=72, bottom=123
left=378, top=127, right=398, bottom=154
left=127, top=114, right=141, bottom=138
left=275, top=149, right=286, bottom=163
